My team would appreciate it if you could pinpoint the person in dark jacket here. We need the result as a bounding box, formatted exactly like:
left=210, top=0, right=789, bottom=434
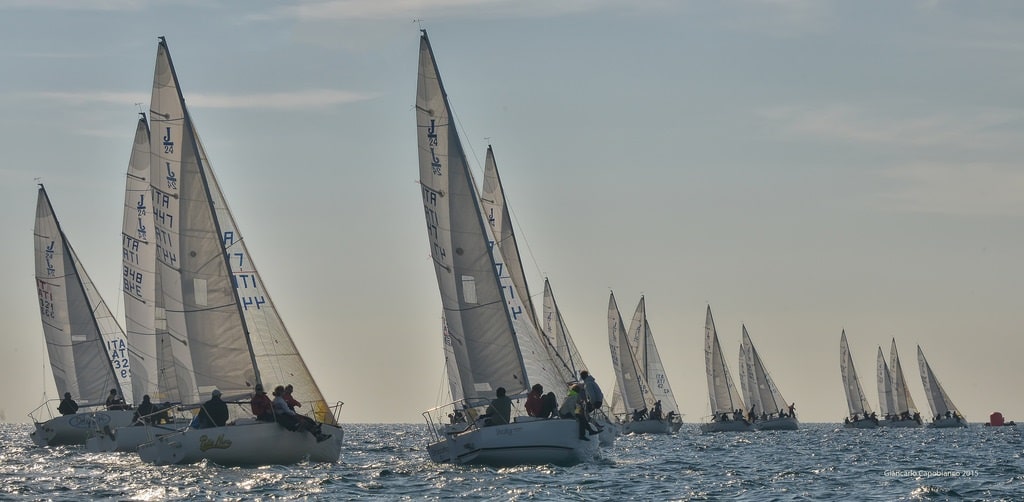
left=133, top=395, right=156, bottom=424
left=58, top=392, right=79, bottom=415
left=194, top=389, right=228, bottom=428
left=483, top=387, right=512, bottom=426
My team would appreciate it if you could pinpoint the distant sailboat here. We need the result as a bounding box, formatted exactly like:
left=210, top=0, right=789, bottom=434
left=738, top=325, right=798, bottom=430
left=136, top=37, right=342, bottom=466
left=876, top=346, right=896, bottom=421
left=30, top=185, right=136, bottom=446
left=608, top=293, right=674, bottom=434
left=884, top=339, right=922, bottom=427
left=416, top=30, right=596, bottom=466
left=839, top=330, right=878, bottom=428
left=700, top=306, right=753, bottom=433
left=917, top=346, right=967, bottom=428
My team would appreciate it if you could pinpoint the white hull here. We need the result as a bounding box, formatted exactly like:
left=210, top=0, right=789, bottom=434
left=84, top=421, right=189, bottom=452
left=928, top=417, right=968, bottom=428
left=623, top=419, right=674, bottom=435
left=843, top=419, right=879, bottom=429
left=755, top=416, right=799, bottom=431
left=30, top=410, right=136, bottom=447
left=427, top=418, right=598, bottom=467
left=879, top=419, right=922, bottom=428
left=700, top=420, right=755, bottom=433
left=138, top=421, right=343, bottom=466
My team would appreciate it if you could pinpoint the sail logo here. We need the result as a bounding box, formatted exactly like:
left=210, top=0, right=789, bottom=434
left=427, top=119, right=442, bottom=175
left=163, top=127, right=174, bottom=153
left=199, top=434, right=232, bottom=451
left=44, top=240, right=56, bottom=276
left=165, top=162, right=177, bottom=190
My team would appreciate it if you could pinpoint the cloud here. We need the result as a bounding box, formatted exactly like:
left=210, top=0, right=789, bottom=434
left=253, top=0, right=629, bottom=22
left=875, top=162, right=1024, bottom=216
left=25, top=89, right=378, bottom=110
left=0, top=0, right=147, bottom=11
left=758, top=104, right=1024, bottom=150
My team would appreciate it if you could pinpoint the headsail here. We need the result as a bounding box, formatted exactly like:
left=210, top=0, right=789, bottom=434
left=876, top=346, right=895, bottom=417
left=704, top=306, right=744, bottom=415
left=542, top=278, right=586, bottom=380
left=34, top=186, right=127, bottom=406
left=839, top=330, right=873, bottom=417
left=608, top=292, right=653, bottom=415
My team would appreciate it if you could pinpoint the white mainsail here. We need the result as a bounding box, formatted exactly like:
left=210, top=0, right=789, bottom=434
left=122, top=115, right=160, bottom=404
left=889, top=339, right=918, bottom=416
left=626, top=296, right=680, bottom=415
left=839, top=330, right=873, bottom=417
left=737, top=325, right=787, bottom=416
left=609, top=292, right=655, bottom=416
left=876, top=346, right=895, bottom=417
left=149, top=38, right=335, bottom=423
left=34, top=186, right=127, bottom=406
left=704, top=306, right=744, bottom=416
left=441, top=313, right=464, bottom=405
left=416, top=32, right=564, bottom=405
left=917, top=345, right=962, bottom=419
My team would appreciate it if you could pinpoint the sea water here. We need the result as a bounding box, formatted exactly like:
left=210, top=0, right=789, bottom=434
left=2, top=422, right=1021, bottom=500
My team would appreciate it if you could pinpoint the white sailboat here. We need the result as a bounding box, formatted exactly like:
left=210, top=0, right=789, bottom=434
left=30, top=186, right=136, bottom=446
left=608, top=293, right=674, bottom=434
left=416, top=31, right=596, bottom=466
left=839, top=330, right=878, bottom=428
left=86, top=115, right=195, bottom=453
left=136, top=37, right=342, bottom=466
left=876, top=346, right=896, bottom=422
left=917, top=346, right=967, bottom=428
left=738, top=325, right=798, bottom=431
left=884, top=339, right=922, bottom=427
left=700, top=306, right=754, bottom=433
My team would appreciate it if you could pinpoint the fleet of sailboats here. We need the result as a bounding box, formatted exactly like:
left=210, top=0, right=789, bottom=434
left=24, top=30, right=989, bottom=470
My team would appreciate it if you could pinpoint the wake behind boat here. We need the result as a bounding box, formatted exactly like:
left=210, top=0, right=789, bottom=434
left=415, top=30, right=597, bottom=466
left=135, top=37, right=342, bottom=466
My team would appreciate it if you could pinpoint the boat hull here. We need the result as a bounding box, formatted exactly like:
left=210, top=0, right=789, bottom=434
left=700, top=420, right=755, bottom=433
left=427, top=418, right=597, bottom=467
left=85, top=421, right=189, bottom=452
left=137, top=422, right=343, bottom=466
left=623, top=419, right=675, bottom=435
left=30, top=410, right=136, bottom=447
left=755, top=416, right=799, bottom=431
left=928, top=417, right=968, bottom=428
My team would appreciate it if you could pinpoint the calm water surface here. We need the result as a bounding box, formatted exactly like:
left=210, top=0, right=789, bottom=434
left=2, top=423, right=1021, bottom=500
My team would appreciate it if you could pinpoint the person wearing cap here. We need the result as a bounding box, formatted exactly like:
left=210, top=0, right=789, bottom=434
left=58, top=392, right=79, bottom=415
left=251, top=384, right=274, bottom=422
left=194, top=389, right=228, bottom=428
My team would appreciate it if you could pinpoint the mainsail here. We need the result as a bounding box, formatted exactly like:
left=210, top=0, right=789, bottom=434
left=626, top=297, right=680, bottom=416
left=917, top=345, right=962, bottom=419
left=416, top=31, right=564, bottom=404
left=737, top=325, right=787, bottom=416
left=889, top=339, right=918, bottom=416
left=609, top=292, right=654, bottom=416
left=876, top=346, right=895, bottom=417
left=149, top=38, right=335, bottom=423
left=839, top=330, right=873, bottom=417
left=704, top=306, right=744, bottom=415
left=34, top=186, right=127, bottom=406
left=542, top=278, right=587, bottom=379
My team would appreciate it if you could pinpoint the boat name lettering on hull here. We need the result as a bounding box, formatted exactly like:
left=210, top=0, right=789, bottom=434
left=199, top=434, right=232, bottom=451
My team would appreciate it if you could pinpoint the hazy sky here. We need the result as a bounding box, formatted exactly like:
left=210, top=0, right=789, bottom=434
left=1, top=0, right=1021, bottom=425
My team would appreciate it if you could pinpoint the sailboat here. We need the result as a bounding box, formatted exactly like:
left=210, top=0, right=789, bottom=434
left=876, top=346, right=896, bottom=423
left=86, top=115, right=195, bottom=453
left=917, top=346, right=967, bottom=428
left=839, top=330, right=878, bottom=428
left=542, top=280, right=617, bottom=445
left=700, top=306, right=754, bottom=432
left=738, top=325, right=798, bottom=430
left=610, top=297, right=684, bottom=434
left=30, top=185, right=136, bottom=446
left=136, top=37, right=342, bottom=466
left=416, top=31, right=596, bottom=466
left=883, top=339, right=922, bottom=427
